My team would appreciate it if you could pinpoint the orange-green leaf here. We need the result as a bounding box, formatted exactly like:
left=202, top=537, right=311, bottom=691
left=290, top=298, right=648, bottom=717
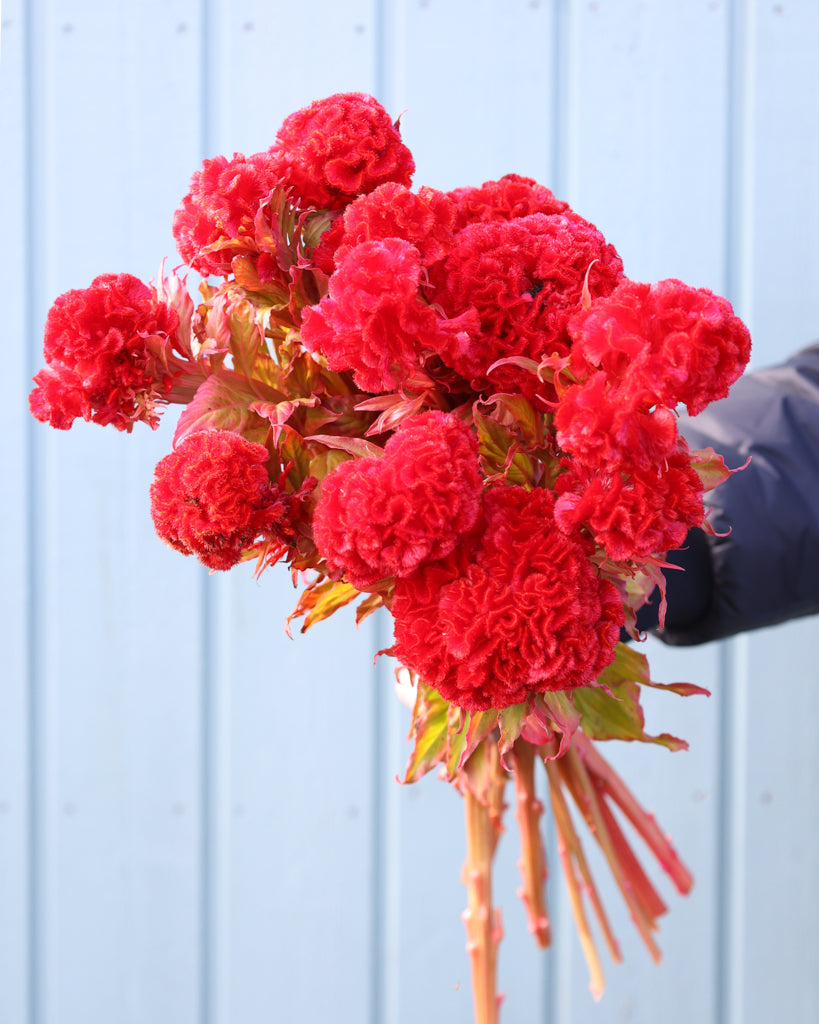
left=574, top=682, right=689, bottom=751
left=402, top=683, right=450, bottom=784
left=287, top=578, right=360, bottom=634
left=498, top=702, right=529, bottom=756
left=444, top=709, right=497, bottom=780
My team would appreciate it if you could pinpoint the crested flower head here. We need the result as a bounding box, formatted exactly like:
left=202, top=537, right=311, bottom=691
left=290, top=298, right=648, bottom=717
left=392, top=485, right=623, bottom=712
left=172, top=150, right=283, bottom=277
left=312, top=411, right=482, bottom=588
left=29, top=273, right=181, bottom=431
left=271, top=92, right=415, bottom=211
left=301, top=237, right=477, bottom=393
left=448, top=174, right=568, bottom=230
left=568, top=278, right=752, bottom=415
left=150, top=430, right=300, bottom=571
left=426, top=212, right=623, bottom=392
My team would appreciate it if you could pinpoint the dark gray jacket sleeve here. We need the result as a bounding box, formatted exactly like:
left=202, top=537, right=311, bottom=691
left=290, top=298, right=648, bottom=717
left=659, top=343, right=819, bottom=645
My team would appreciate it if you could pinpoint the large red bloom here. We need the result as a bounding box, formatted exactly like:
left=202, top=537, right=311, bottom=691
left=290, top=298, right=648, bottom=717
left=173, top=151, right=283, bottom=278
left=150, top=430, right=299, bottom=570
left=29, top=273, right=181, bottom=431
left=392, top=486, right=623, bottom=711
left=568, top=278, right=752, bottom=415
left=272, top=92, right=415, bottom=211
left=426, top=212, right=623, bottom=392
left=301, top=238, right=476, bottom=393
left=312, top=412, right=482, bottom=588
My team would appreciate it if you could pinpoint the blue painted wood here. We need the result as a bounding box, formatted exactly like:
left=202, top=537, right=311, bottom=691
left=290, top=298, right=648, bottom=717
left=0, top=3, right=33, bottom=1022
left=3, top=1, right=819, bottom=1023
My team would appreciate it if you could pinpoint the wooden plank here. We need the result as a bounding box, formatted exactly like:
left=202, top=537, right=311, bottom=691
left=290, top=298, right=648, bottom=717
left=724, top=4, right=819, bottom=1023
left=26, top=2, right=208, bottom=1020
left=0, top=2, right=32, bottom=1022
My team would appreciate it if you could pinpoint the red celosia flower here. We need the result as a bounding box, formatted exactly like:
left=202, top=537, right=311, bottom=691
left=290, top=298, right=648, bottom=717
left=554, top=443, right=705, bottom=561
left=301, top=238, right=477, bottom=393
left=150, top=430, right=301, bottom=571
left=391, top=486, right=623, bottom=711
left=173, top=150, right=283, bottom=277
left=327, top=182, right=456, bottom=270
left=448, top=174, right=568, bottom=231
left=554, top=370, right=680, bottom=472
left=568, top=278, right=752, bottom=415
left=312, top=412, right=482, bottom=588
left=272, top=92, right=415, bottom=211
left=425, top=212, right=623, bottom=391
left=29, top=273, right=181, bottom=431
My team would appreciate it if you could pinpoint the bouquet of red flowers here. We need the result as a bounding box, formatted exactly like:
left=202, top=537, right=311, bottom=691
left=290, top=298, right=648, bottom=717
left=30, top=92, right=750, bottom=1022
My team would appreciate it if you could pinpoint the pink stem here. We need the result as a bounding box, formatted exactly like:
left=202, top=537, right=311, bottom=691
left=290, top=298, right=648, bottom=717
left=510, top=741, right=550, bottom=948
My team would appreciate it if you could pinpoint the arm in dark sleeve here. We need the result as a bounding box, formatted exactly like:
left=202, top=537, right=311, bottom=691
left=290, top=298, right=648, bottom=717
left=656, top=342, right=819, bottom=645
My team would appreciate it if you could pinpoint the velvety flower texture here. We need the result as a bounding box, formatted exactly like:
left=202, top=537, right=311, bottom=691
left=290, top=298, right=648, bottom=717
left=173, top=151, right=283, bottom=278
left=554, top=444, right=705, bottom=562
left=312, top=412, right=482, bottom=589
left=272, top=92, right=415, bottom=211
left=568, top=278, right=752, bottom=416
left=448, top=174, right=568, bottom=231
left=392, top=486, right=623, bottom=712
left=301, top=238, right=476, bottom=393
left=327, top=182, right=457, bottom=270
left=29, top=273, right=181, bottom=431
left=426, top=212, right=623, bottom=391
left=150, top=430, right=295, bottom=570
left=555, top=370, right=680, bottom=472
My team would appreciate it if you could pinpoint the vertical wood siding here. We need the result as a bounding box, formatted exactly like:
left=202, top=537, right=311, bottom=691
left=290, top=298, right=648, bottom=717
left=2, top=2, right=817, bottom=1022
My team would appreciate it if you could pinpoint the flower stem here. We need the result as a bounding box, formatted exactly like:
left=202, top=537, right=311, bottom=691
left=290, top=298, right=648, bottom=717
left=461, top=739, right=506, bottom=1024
left=510, top=740, right=550, bottom=947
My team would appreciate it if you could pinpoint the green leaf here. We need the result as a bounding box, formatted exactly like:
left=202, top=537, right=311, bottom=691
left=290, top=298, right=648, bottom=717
left=472, top=405, right=537, bottom=485
left=574, top=682, right=690, bottom=751
left=498, top=702, right=529, bottom=756
left=172, top=369, right=273, bottom=446
left=597, top=642, right=650, bottom=688
left=402, top=683, right=451, bottom=784
left=689, top=446, right=747, bottom=492
left=444, top=709, right=497, bottom=780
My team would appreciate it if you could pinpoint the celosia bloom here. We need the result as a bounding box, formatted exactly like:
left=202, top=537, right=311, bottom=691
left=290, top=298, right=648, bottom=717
left=327, top=182, right=457, bottom=270
left=312, top=412, right=482, bottom=589
left=173, top=150, right=283, bottom=277
left=301, top=238, right=477, bottom=393
left=426, top=212, right=623, bottom=391
left=448, top=174, right=568, bottom=231
left=29, top=273, right=181, bottom=431
left=150, top=430, right=299, bottom=571
left=272, top=92, right=415, bottom=211
left=568, top=278, right=752, bottom=415
left=392, top=486, right=623, bottom=711
left=554, top=444, right=705, bottom=562
left=554, top=370, right=680, bottom=472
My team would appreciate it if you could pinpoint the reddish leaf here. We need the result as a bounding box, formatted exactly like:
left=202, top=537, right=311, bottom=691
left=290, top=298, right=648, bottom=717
left=172, top=368, right=274, bottom=445
left=286, top=578, right=359, bottom=635
left=305, top=434, right=385, bottom=459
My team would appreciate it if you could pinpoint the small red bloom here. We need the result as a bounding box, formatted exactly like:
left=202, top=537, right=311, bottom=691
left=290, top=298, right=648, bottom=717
left=173, top=151, right=283, bottom=277
left=554, top=371, right=680, bottom=471
left=150, top=430, right=300, bottom=571
left=554, top=443, right=705, bottom=562
left=392, top=486, right=623, bottom=711
left=312, top=412, right=482, bottom=588
left=301, top=238, right=476, bottom=393
left=328, top=182, right=457, bottom=270
left=272, top=92, right=415, bottom=211
left=29, top=273, right=181, bottom=431
left=448, top=174, right=568, bottom=231
left=569, top=278, right=752, bottom=415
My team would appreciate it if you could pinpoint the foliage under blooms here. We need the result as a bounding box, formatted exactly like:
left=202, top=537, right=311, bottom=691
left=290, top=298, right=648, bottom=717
left=30, top=91, right=752, bottom=1020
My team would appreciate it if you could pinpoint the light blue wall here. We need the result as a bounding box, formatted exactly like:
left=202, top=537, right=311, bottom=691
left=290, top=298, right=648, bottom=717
left=2, top=2, right=818, bottom=1023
